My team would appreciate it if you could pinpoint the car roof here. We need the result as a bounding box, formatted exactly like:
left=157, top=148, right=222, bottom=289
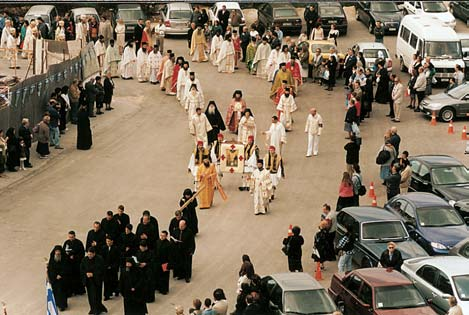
left=271, top=3, right=297, bottom=9
left=270, top=272, right=323, bottom=291
left=214, top=2, right=242, bottom=9
left=71, top=8, right=99, bottom=15
left=401, top=15, right=459, bottom=41
left=26, top=5, right=56, bottom=14
left=410, top=155, right=463, bottom=167
left=357, top=42, right=389, bottom=50
left=341, top=206, right=400, bottom=222
left=397, top=192, right=450, bottom=208
left=405, top=256, right=469, bottom=276
left=318, top=2, right=342, bottom=7
left=458, top=33, right=469, bottom=40
left=117, top=4, right=142, bottom=10
left=167, top=2, right=192, bottom=9
left=354, top=268, right=413, bottom=287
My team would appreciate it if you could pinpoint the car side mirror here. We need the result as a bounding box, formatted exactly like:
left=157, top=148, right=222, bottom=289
left=464, top=52, right=468, bottom=58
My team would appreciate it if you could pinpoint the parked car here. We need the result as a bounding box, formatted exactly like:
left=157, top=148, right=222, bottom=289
left=403, top=1, right=456, bottom=28
left=355, top=42, right=393, bottom=72
left=307, top=39, right=346, bottom=66
left=408, top=155, right=469, bottom=209
left=317, top=2, right=348, bottom=36
left=208, top=2, right=246, bottom=29
left=160, top=2, right=192, bottom=36
left=401, top=256, right=469, bottom=314
left=454, top=199, right=469, bottom=224
left=257, top=3, right=302, bottom=35
left=261, top=273, right=338, bottom=315
left=385, top=193, right=469, bottom=255
left=70, top=7, right=101, bottom=39
left=335, top=207, right=428, bottom=268
left=355, top=1, right=403, bottom=34
left=458, top=33, right=469, bottom=79
left=449, top=237, right=469, bottom=258
left=24, top=5, right=58, bottom=29
left=328, top=268, right=436, bottom=315
left=115, top=4, right=146, bottom=41
left=450, top=1, right=469, bottom=24
left=420, top=82, right=469, bottom=121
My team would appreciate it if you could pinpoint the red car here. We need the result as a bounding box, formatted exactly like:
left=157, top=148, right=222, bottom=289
left=328, top=268, right=437, bottom=315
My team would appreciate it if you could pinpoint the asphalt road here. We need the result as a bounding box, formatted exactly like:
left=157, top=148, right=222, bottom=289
left=0, top=6, right=468, bottom=315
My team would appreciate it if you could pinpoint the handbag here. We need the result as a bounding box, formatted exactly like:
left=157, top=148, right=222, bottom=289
left=354, top=174, right=367, bottom=196
left=282, top=237, right=291, bottom=256
left=311, top=247, right=321, bottom=262
left=376, top=148, right=391, bottom=165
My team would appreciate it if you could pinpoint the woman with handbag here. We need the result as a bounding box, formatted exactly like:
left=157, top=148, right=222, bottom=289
left=336, top=172, right=355, bottom=211
left=282, top=226, right=304, bottom=272
left=351, top=164, right=365, bottom=206
left=313, top=221, right=336, bottom=270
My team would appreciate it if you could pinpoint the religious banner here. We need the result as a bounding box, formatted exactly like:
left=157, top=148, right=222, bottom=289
left=219, top=142, right=245, bottom=174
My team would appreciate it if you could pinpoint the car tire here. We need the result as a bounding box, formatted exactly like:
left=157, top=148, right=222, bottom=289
left=368, top=22, right=374, bottom=34
left=439, top=107, right=455, bottom=122
left=337, top=300, right=346, bottom=314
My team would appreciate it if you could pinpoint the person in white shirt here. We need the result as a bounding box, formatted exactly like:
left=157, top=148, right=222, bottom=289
left=263, top=116, right=286, bottom=155
left=447, top=296, right=463, bottom=315
left=210, top=31, right=223, bottom=66
left=276, top=88, right=297, bottom=131
left=94, top=35, right=106, bottom=72
left=136, top=43, right=150, bottom=82
left=153, top=19, right=166, bottom=53
left=148, top=45, right=162, bottom=84
left=177, top=62, right=191, bottom=103
left=305, top=107, right=323, bottom=157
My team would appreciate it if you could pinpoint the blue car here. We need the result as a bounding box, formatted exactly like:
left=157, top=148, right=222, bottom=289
left=385, top=192, right=469, bottom=255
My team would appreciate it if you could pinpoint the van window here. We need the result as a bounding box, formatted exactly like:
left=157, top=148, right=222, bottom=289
left=400, top=27, right=410, bottom=43
left=409, top=34, right=418, bottom=49
left=425, top=41, right=462, bottom=59
left=415, top=2, right=421, bottom=9
left=418, top=39, right=424, bottom=56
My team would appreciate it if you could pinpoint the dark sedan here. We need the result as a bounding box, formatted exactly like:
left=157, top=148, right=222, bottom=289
left=409, top=155, right=469, bottom=220
left=385, top=193, right=469, bottom=255
left=355, top=1, right=403, bottom=34
left=257, top=3, right=302, bottom=35
left=336, top=207, right=428, bottom=268
left=318, top=2, right=348, bottom=36
left=450, top=1, right=469, bottom=24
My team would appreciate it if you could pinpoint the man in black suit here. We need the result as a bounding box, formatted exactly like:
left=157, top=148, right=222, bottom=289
left=379, top=241, right=403, bottom=271
left=134, top=19, right=144, bottom=53
left=217, top=5, right=230, bottom=35
left=343, top=48, right=357, bottom=86
left=102, top=236, right=120, bottom=300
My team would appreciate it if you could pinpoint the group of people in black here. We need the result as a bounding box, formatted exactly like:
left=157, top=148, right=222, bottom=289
left=47, top=188, right=199, bottom=315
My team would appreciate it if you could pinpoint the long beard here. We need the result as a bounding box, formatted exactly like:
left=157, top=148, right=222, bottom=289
left=54, top=255, right=61, bottom=262
left=208, top=107, right=216, bottom=115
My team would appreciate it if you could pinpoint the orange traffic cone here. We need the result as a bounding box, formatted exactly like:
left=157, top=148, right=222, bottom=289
left=430, top=111, right=437, bottom=126
left=288, top=224, right=293, bottom=236
left=315, top=261, right=323, bottom=280
left=371, top=198, right=377, bottom=207
left=368, top=182, right=376, bottom=198
left=448, top=120, right=454, bottom=134
left=462, top=126, right=468, bottom=140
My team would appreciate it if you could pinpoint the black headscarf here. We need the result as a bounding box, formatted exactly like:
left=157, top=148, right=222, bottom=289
left=205, top=101, right=226, bottom=131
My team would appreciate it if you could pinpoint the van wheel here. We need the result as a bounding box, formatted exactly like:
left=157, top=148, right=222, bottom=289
left=399, top=58, right=407, bottom=72
left=440, top=107, right=455, bottom=122
left=337, top=300, right=346, bottom=314
left=368, top=22, right=374, bottom=33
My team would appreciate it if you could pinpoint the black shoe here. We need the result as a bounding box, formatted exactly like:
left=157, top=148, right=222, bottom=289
left=185, top=278, right=191, bottom=283
left=386, top=114, right=392, bottom=117
left=105, top=108, right=111, bottom=111
left=414, top=108, right=421, bottom=112
left=114, top=292, right=119, bottom=297
left=25, top=164, right=33, bottom=168
left=238, top=186, right=244, bottom=191
left=8, top=168, right=17, bottom=172
left=109, top=107, right=114, bottom=110
left=90, top=115, right=96, bottom=117
left=406, top=105, right=413, bottom=108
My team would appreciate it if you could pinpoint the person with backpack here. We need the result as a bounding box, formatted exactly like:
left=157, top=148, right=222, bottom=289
left=351, top=164, right=365, bottom=206
left=377, top=138, right=396, bottom=185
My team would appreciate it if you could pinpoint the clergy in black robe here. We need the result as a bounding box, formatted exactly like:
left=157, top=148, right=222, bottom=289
left=80, top=247, right=108, bottom=315
left=76, top=105, right=92, bottom=150
left=179, top=189, right=199, bottom=235
left=169, top=211, right=187, bottom=239
left=120, top=258, right=147, bottom=315
left=47, top=245, right=69, bottom=311
left=121, top=224, right=138, bottom=266
left=102, top=237, right=120, bottom=300
left=174, top=220, right=196, bottom=283
left=374, top=62, right=390, bottom=104
left=136, top=213, right=158, bottom=250
left=205, top=101, right=226, bottom=145
left=101, top=211, right=121, bottom=245
left=155, top=231, right=171, bottom=294
left=135, top=240, right=155, bottom=303
left=86, top=222, right=106, bottom=254
left=63, top=231, right=86, bottom=296
left=116, top=205, right=130, bottom=235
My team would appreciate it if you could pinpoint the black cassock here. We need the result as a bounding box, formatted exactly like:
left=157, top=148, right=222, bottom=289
left=135, top=249, right=155, bottom=303
left=179, top=197, right=199, bottom=235
left=47, top=251, right=69, bottom=310
left=119, top=267, right=148, bottom=315
left=205, top=105, right=226, bottom=145
left=375, top=67, right=390, bottom=104
left=80, top=255, right=108, bottom=314
left=102, top=244, right=121, bottom=298
left=63, top=238, right=86, bottom=295
left=77, top=108, right=92, bottom=150
left=86, top=228, right=106, bottom=254
left=121, top=231, right=138, bottom=266
left=155, top=238, right=171, bottom=294
left=174, top=228, right=196, bottom=281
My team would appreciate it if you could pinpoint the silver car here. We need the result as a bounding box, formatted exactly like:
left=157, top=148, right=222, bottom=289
left=261, top=272, right=338, bottom=314
left=401, top=256, right=469, bottom=314
left=420, top=83, right=469, bottom=122
left=160, top=2, right=192, bottom=35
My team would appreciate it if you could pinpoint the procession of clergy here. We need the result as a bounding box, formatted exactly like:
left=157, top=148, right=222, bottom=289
left=101, top=24, right=306, bottom=216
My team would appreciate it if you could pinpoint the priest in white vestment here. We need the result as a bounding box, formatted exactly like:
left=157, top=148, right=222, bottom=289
left=263, top=116, right=287, bottom=154
left=136, top=43, right=149, bottom=82
left=216, top=35, right=235, bottom=73
left=103, top=39, right=121, bottom=77
left=148, top=46, right=162, bottom=84
left=276, top=88, right=297, bottom=131
left=120, top=43, right=136, bottom=79
left=210, top=32, right=223, bottom=66
left=252, top=37, right=271, bottom=80
left=266, top=45, right=281, bottom=82
left=189, top=108, right=213, bottom=148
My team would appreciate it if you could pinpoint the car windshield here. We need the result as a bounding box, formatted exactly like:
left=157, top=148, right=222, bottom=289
left=423, top=2, right=448, bottom=13
left=461, top=39, right=469, bottom=49
left=274, top=8, right=297, bottom=18
left=362, top=49, right=389, bottom=59
left=425, top=41, right=462, bottom=59
left=362, top=221, right=408, bottom=240
left=432, top=166, right=469, bottom=185
left=453, top=275, right=469, bottom=301
left=370, top=2, right=399, bottom=12
left=25, top=14, right=50, bottom=24
left=284, top=289, right=337, bottom=314
left=375, top=285, right=427, bottom=309
left=118, top=10, right=144, bottom=21
left=417, top=207, right=464, bottom=227
left=319, top=6, right=343, bottom=17
left=311, top=43, right=336, bottom=53
left=169, top=10, right=191, bottom=20
left=447, top=83, right=469, bottom=98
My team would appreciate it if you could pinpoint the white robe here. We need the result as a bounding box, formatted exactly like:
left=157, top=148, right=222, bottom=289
left=189, top=113, right=213, bottom=147
left=265, top=122, right=286, bottom=153
left=210, top=35, right=223, bottom=66
left=278, top=52, right=291, bottom=66
left=0, top=26, right=12, bottom=48
left=253, top=43, right=271, bottom=79
left=237, top=116, right=256, bottom=144
left=136, top=48, right=149, bottom=82
left=250, top=168, right=272, bottom=214
left=94, top=41, right=105, bottom=57
left=267, top=49, right=280, bottom=82
left=103, top=45, right=120, bottom=76
left=276, top=95, right=297, bottom=131
left=120, top=46, right=137, bottom=79
left=22, top=27, right=34, bottom=58
left=185, top=91, right=204, bottom=121
left=6, top=32, right=16, bottom=67
left=177, top=68, right=191, bottom=102
left=216, top=40, right=235, bottom=73
left=184, top=78, right=203, bottom=103
left=148, top=50, right=162, bottom=83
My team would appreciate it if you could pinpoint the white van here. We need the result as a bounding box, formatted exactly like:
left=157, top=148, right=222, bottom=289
left=396, top=15, right=464, bottom=83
